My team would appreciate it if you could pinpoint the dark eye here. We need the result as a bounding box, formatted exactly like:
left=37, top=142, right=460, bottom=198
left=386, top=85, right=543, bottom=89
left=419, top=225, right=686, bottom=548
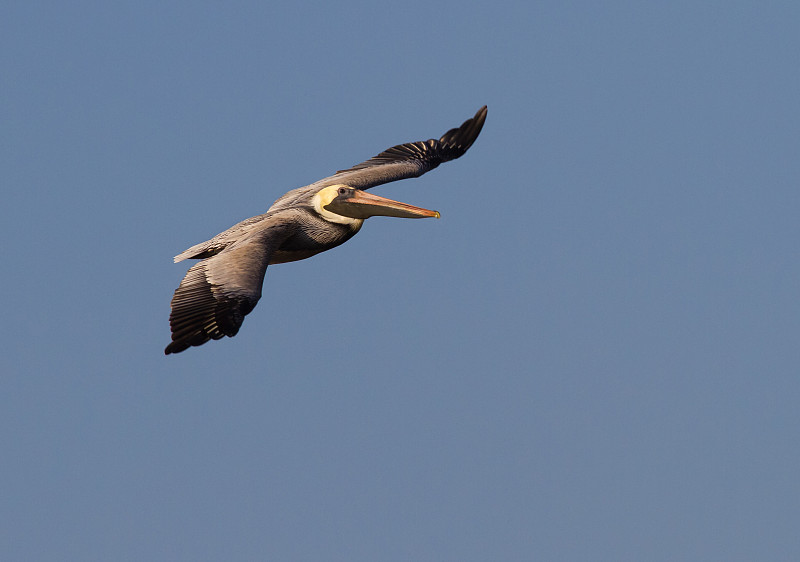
left=338, top=187, right=348, bottom=196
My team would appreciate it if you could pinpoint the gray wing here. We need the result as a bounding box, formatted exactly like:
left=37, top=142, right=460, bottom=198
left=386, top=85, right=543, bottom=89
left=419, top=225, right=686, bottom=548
left=165, top=212, right=297, bottom=354
left=172, top=212, right=271, bottom=263
left=312, top=105, right=487, bottom=191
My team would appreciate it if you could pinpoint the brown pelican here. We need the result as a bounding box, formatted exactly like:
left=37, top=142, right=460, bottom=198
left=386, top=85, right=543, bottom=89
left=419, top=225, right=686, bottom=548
left=165, top=106, right=487, bottom=354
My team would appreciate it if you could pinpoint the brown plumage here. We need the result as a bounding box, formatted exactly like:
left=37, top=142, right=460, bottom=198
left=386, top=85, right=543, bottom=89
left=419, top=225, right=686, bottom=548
left=165, top=106, right=487, bottom=354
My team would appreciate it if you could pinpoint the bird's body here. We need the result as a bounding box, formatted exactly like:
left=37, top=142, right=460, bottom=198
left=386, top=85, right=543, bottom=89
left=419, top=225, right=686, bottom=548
left=173, top=206, right=360, bottom=265
left=165, top=106, right=487, bottom=354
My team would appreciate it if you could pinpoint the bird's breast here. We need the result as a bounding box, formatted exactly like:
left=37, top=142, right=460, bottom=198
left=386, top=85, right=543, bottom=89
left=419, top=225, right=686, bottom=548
left=269, top=216, right=362, bottom=264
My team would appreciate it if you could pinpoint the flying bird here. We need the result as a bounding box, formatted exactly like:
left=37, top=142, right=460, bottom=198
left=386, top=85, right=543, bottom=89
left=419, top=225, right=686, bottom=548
left=165, top=105, right=487, bottom=354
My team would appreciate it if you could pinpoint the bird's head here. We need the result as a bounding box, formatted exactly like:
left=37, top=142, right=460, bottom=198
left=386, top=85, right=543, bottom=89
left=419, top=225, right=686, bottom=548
left=312, top=184, right=440, bottom=225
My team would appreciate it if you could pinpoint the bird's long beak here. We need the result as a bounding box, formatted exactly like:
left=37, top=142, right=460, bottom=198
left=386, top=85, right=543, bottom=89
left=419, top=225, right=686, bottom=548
left=338, top=190, right=440, bottom=219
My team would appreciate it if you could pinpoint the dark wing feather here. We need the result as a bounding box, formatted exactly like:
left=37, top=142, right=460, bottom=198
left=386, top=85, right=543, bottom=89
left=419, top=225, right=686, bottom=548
left=312, top=105, right=487, bottom=191
left=165, top=214, right=295, bottom=354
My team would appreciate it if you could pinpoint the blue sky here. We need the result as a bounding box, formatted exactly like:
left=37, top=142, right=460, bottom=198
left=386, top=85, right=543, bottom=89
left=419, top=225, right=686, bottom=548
left=3, top=1, right=799, bottom=560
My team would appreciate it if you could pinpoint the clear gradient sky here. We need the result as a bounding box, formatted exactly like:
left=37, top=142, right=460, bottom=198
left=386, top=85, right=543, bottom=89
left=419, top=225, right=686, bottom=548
left=3, top=1, right=799, bottom=560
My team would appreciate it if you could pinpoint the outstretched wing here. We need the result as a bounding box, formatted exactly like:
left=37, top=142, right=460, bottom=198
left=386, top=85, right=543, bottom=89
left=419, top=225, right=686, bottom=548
left=313, top=105, right=487, bottom=191
left=165, top=213, right=296, bottom=354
